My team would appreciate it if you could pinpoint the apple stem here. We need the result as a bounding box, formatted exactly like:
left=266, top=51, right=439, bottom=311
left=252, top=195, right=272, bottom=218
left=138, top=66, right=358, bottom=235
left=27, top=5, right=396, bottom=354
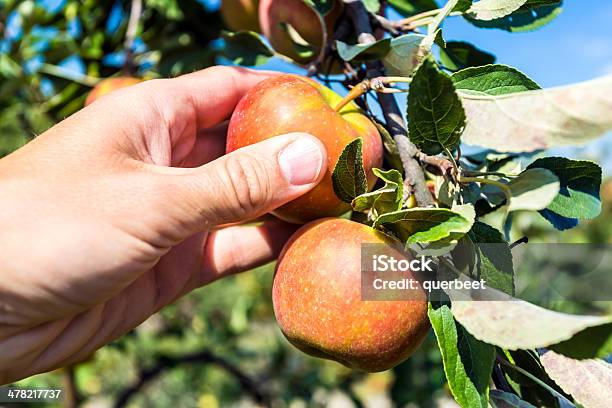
left=334, top=82, right=369, bottom=112
left=333, top=77, right=412, bottom=112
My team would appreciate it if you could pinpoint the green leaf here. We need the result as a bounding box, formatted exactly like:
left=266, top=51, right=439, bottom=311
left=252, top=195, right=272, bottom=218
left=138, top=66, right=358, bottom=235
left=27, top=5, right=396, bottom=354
left=464, top=221, right=514, bottom=295
left=527, top=157, right=602, bottom=230
left=0, top=105, right=30, bottom=158
left=451, top=296, right=612, bottom=350
left=490, top=390, right=536, bottom=408
left=336, top=38, right=391, bottom=62
left=465, top=1, right=563, bottom=32
left=332, top=138, right=368, bottom=204
left=453, top=0, right=473, bottom=12
left=362, top=0, right=381, bottom=13
left=501, top=350, right=563, bottom=408
left=550, top=322, right=612, bottom=359
left=220, top=31, right=274, bottom=66
left=507, top=168, right=560, bottom=212
left=429, top=303, right=495, bottom=408
left=458, top=74, right=612, bottom=152
left=352, top=168, right=403, bottom=216
left=540, top=351, right=612, bottom=408
left=466, top=0, right=528, bottom=21
left=374, top=205, right=475, bottom=244
left=408, top=60, right=466, bottom=155
left=387, top=0, right=438, bottom=16
left=432, top=29, right=446, bottom=48
left=24, top=107, right=55, bottom=134
left=439, top=41, right=496, bottom=71
left=382, top=34, right=426, bottom=76
left=452, top=64, right=540, bottom=95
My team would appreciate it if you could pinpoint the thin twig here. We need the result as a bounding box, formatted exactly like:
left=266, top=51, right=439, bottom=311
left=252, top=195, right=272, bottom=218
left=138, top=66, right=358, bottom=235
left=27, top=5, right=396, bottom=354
left=397, top=9, right=464, bottom=31
left=462, top=170, right=517, bottom=178
left=38, top=63, right=99, bottom=87
left=509, top=236, right=528, bottom=249
left=496, top=356, right=574, bottom=406
left=371, top=14, right=401, bottom=35
left=460, top=176, right=512, bottom=204
left=417, top=152, right=457, bottom=180
left=427, top=0, right=460, bottom=34
left=113, top=349, right=269, bottom=408
left=123, top=0, right=143, bottom=75
left=62, top=365, right=81, bottom=408
left=343, top=0, right=435, bottom=207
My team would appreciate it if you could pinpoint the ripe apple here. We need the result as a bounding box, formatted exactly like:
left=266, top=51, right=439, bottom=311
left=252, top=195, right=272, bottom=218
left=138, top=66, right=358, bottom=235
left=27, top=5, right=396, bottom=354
left=226, top=74, right=383, bottom=223
left=258, top=0, right=341, bottom=64
left=273, top=218, right=430, bottom=372
left=221, top=0, right=260, bottom=32
left=85, top=77, right=142, bottom=106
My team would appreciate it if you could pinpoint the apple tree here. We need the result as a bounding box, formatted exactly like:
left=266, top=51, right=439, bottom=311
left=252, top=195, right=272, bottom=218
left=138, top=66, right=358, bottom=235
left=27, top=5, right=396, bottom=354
left=221, top=1, right=612, bottom=406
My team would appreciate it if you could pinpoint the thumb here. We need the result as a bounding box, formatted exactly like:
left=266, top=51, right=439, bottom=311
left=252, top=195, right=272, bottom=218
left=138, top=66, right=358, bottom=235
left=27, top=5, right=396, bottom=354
left=164, top=133, right=327, bottom=230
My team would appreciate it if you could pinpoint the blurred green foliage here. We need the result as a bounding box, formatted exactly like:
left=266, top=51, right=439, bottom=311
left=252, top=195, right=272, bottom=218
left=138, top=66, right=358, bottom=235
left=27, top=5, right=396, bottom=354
left=0, top=0, right=222, bottom=158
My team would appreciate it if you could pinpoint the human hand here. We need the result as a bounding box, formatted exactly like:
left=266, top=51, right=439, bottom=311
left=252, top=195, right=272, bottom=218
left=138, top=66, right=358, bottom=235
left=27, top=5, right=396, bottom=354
left=0, top=66, right=327, bottom=383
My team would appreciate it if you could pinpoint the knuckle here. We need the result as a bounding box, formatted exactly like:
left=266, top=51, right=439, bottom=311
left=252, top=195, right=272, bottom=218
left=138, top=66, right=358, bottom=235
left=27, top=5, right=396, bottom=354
left=223, top=154, right=271, bottom=219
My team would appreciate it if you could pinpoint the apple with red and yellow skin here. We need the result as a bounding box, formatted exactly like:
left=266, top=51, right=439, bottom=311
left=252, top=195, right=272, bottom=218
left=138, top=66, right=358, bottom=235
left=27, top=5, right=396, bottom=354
left=258, top=0, right=341, bottom=64
left=221, top=0, right=260, bottom=32
left=226, top=74, right=383, bottom=224
left=85, top=77, right=142, bottom=106
left=273, top=218, right=431, bottom=372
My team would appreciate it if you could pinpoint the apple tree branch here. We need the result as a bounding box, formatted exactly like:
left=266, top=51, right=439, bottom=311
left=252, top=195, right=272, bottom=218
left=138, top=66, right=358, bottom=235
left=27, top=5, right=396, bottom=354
left=342, top=0, right=436, bottom=206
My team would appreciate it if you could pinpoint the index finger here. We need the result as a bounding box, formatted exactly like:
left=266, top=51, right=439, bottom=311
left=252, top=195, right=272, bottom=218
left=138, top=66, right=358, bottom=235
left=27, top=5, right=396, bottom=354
left=150, top=66, right=279, bottom=130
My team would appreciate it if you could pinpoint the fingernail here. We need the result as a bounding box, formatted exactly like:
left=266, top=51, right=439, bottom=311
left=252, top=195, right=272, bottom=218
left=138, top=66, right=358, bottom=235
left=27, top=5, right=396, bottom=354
left=279, top=136, right=324, bottom=185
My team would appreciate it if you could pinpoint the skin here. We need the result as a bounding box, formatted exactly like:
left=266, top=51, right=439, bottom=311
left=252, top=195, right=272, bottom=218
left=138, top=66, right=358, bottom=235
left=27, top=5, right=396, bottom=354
left=226, top=74, right=383, bottom=223
left=273, top=218, right=431, bottom=372
left=221, top=0, right=260, bottom=32
left=0, top=66, right=329, bottom=384
left=85, top=77, right=143, bottom=106
left=258, top=0, right=342, bottom=64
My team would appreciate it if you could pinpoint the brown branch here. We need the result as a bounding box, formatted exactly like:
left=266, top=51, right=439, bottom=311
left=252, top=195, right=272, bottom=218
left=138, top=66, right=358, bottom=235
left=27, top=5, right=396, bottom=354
left=371, top=14, right=400, bottom=35
left=416, top=151, right=457, bottom=181
left=371, top=14, right=422, bottom=35
left=307, top=17, right=352, bottom=76
left=343, top=0, right=435, bottom=207
left=61, top=365, right=81, bottom=408
left=113, top=349, right=270, bottom=408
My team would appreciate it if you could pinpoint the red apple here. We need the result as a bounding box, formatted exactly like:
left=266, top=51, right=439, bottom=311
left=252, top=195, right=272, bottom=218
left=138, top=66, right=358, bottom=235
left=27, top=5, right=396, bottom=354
left=258, top=0, right=341, bottom=64
left=273, top=218, right=431, bottom=372
left=221, top=0, right=260, bottom=32
left=85, top=77, right=142, bottom=106
left=226, top=74, right=383, bottom=223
